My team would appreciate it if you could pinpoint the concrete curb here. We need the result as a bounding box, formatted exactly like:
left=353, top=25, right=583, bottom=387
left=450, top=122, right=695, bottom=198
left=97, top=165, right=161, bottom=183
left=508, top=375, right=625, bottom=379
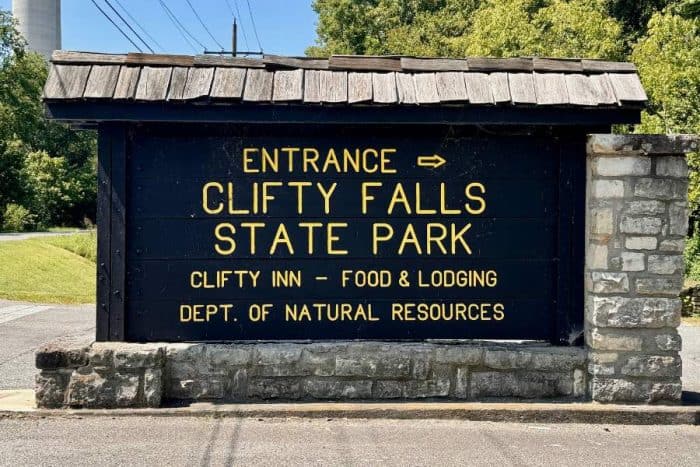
left=1, top=392, right=698, bottom=425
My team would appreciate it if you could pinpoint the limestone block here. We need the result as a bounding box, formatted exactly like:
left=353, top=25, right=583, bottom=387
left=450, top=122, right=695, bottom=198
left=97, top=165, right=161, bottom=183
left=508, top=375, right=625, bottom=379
left=403, top=378, right=451, bottom=398
left=590, top=377, right=682, bottom=403
left=590, top=377, right=647, bottom=403
left=635, top=277, right=682, bottom=296
left=573, top=369, right=586, bottom=398
left=299, top=348, right=337, bottom=376
left=113, top=373, right=141, bottom=407
left=621, top=252, right=645, bottom=271
left=648, top=255, right=683, bottom=275
left=590, top=272, right=629, bottom=294
left=587, top=328, right=642, bottom=351
left=587, top=352, right=618, bottom=377
left=634, top=179, right=673, bottom=199
left=620, top=355, right=682, bottom=378
left=592, top=180, right=624, bottom=198
left=624, top=200, right=665, bottom=216
left=656, top=156, right=688, bottom=178
left=253, top=345, right=303, bottom=366
left=591, top=208, right=614, bottom=235
left=35, top=370, right=71, bottom=408
left=110, top=344, right=165, bottom=370
left=35, top=341, right=89, bottom=370
left=454, top=367, right=469, bottom=399
left=335, top=353, right=411, bottom=378
left=247, top=378, right=301, bottom=399
left=483, top=349, right=532, bottom=369
left=649, top=381, right=683, bottom=402
left=587, top=244, right=608, bottom=270
left=65, top=369, right=107, bottom=408
left=302, top=378, right=372, bottom=399
left=230, top=369, right=248, bottom=399
left=659, top=239, right=685, bottom=252
left=591, top=296, right=681, bottom=328
left=469, top=372, right=573, bottom=399
left=433, top=345, right=483, bottom=365
left=619, top=216, right=662, bottom=235
left=143, top=369, right=163, bottom=407
left=668, top=202, right=689, bottom=236
left=205, top=344, right=252, bottom=367
left=66, top=369, right=140, bottom=408
left=373, top=381, right=404, bottom=399
left=587, top=134, right=699, bottom=156
left=167, top=377, right=225, bottom=400
left=654, top=333, right=682, bottom=352
left=529, top=349, right=587, bottom=371
left=625, top=236, right=657, bottom=251
left=594, top=156, right=651, bottom=176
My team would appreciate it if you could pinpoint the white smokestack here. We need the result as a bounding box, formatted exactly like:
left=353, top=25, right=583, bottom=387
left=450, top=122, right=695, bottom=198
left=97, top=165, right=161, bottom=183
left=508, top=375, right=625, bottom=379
left=12, top=0, right=62, bottom=60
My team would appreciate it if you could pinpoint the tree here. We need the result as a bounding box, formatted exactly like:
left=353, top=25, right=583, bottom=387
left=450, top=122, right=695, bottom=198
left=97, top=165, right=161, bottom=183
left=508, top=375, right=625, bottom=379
left=0, top=8, right=97, bottom=229
left=0, top=9, right=24, bottom=61
left=307, top=0, right=482, bottom=56
left=605, top=0, right=674, bottom=39
left=308, top=0, right=625, bottom=59
left=462, top=0, right=624, bottom=59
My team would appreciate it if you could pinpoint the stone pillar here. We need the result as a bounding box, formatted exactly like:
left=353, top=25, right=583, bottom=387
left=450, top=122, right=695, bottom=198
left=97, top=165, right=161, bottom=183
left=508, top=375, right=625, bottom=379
left=586, top=134, right=698, bottom=403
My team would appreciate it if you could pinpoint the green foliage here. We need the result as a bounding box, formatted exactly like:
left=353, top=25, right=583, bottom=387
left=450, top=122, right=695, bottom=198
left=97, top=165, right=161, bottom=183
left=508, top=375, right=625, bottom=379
left=463, top=0, right=624, bottom=59
left=309, top=0, right=626, bottom=58
left=685, top=222, right=700, bottom=280
left=2, top=203, right=36, bottom=232
left=0, top=9, right=24, bottom=62
left=605, top=0, right=673, bottom=40
left=0, top=8, right=97, bottom=231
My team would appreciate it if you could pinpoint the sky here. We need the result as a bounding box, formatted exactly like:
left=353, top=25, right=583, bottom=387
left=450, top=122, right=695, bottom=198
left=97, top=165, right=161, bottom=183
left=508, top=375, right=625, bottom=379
left=0, top=0, right=318, bottom=56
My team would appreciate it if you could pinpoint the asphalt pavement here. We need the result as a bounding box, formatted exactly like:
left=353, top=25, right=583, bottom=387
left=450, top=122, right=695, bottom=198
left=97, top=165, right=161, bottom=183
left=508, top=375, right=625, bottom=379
left=0, top=300, right=94, bottom=389
left=0, top=417, right=699, bottom=466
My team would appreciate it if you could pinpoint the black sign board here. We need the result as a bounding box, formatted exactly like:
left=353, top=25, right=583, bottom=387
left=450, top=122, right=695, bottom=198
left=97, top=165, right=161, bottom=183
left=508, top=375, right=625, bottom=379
left=99, top=125, right=583, bottom=343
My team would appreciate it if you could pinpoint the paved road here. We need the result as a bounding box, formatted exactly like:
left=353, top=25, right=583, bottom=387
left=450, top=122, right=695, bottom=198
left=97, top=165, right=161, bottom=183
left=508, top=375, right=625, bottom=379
left=0, top=301, right=94, bottom=389
left=680, top=325, right=700, bottom=395
left=0, top=230, right=89, bottom=242
left=0, top=417, right=698, bottom=466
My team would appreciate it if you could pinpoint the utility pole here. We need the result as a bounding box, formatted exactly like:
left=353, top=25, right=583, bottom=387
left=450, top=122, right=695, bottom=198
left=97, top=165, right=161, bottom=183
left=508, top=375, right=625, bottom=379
left=232, top=18, right=237, bottom=57
left=203, top=17, right=262, bottom=56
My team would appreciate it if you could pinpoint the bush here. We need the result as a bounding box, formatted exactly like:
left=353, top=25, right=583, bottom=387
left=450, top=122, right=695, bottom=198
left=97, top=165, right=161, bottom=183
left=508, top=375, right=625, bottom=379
left=2, top=203, right=36, bottom=232
left=685, top=222, right=700, bottom=280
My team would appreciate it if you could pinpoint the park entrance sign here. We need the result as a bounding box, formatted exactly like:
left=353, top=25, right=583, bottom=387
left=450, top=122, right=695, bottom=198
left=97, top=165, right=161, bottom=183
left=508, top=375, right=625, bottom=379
left=127, top=130, right=571, bottom=341
left=40, top=52, right=693, bottom=406
left=42, top=52, right=648, bottom=345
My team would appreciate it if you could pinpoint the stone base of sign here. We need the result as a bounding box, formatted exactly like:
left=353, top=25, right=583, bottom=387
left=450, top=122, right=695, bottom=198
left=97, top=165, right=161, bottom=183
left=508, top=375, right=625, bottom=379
left=35, top=341, right=587, bottom=408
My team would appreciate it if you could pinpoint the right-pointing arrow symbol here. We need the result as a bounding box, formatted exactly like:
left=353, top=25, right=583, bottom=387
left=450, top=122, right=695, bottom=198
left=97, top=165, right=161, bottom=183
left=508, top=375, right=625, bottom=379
left=417, top=154, right=446, bottom=169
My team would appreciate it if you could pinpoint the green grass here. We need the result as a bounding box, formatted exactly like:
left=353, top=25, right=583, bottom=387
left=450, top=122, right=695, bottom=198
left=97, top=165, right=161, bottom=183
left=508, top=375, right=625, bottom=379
left=46, top=227, right=83, bottom=233
left=0, top=233, right=96, bottom=304
left=40, top=231, right=97, bottom=262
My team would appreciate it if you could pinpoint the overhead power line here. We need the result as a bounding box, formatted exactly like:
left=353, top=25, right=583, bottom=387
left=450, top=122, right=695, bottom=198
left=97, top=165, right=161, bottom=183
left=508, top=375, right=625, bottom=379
left=184, top=0, right=225, bottom=50
left=103, top=0, right=154, bottom=53
left=114, top=0, right=165, bottom=52
left=157, top=0, right=205, bottom=53
left=90, top=0, right=143, bottom=52
left=245, top=0, right=263, bottom=52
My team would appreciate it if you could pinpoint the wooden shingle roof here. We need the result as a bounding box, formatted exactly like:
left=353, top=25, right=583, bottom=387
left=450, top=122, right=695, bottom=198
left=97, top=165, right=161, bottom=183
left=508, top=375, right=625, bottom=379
left=43, top=51, right=647, bottom=108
